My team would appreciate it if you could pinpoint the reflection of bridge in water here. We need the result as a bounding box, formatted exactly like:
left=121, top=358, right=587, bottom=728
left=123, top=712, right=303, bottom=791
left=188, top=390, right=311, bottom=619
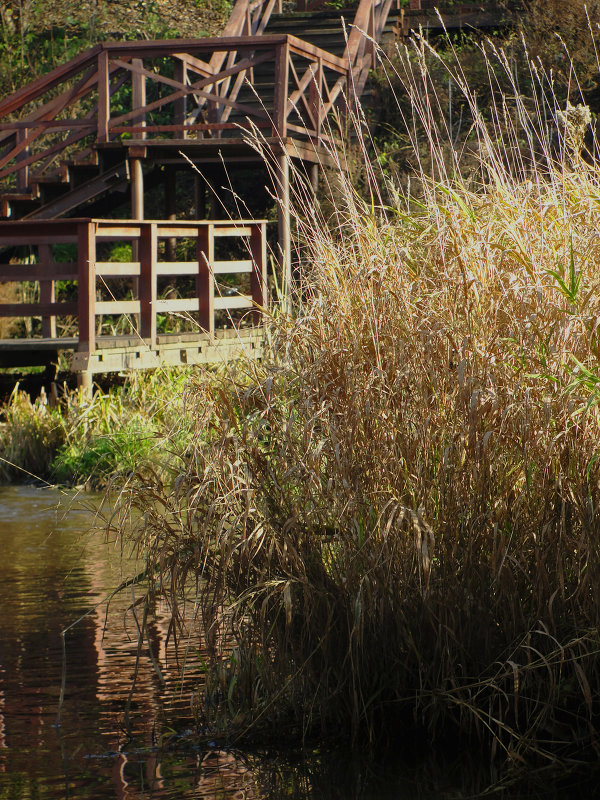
left=0, top=487, right=232, bottom=796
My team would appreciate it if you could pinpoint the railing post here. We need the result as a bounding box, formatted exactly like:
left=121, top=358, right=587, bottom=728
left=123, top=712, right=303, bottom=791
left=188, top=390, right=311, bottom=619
left=197, top=224, right=215, bottom=337
left=273, top=41, right=289, bottom=139
left=132, top=58, right=146, bottom=138
left=250, top=222, right=267, bottom=323
left=309, top=57, right=323, bottom=144
left=39, top=244, right=56, bottom=339
left=97, top=50, right=110, bottom=143
left=77, top=221, right=96, bottom=356
left=165, top=168, right=177, bottom=261
left=276, top=153, right=292, bottom=309
left=173, top=59, right=188, bottom=139
left=15, top=129, right=29, bottom=192
left=368, top=0, right=376, bottom=68
left=139, top=222, right=157, bottom=348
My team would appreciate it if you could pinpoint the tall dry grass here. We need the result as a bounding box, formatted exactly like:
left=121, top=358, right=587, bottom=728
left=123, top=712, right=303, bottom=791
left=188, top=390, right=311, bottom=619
left=115, top=35, right=600, bottom=769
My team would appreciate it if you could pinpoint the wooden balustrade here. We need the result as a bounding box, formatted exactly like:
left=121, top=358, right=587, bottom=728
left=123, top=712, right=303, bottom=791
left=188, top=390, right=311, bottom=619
left=0, top=34, right=349, bottom=191
left=0, top=218, right=267, bottom=364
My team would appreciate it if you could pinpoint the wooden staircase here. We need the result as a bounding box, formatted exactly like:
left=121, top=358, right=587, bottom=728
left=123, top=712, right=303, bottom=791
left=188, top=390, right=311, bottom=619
left=0, top=0, right=397, bottom=223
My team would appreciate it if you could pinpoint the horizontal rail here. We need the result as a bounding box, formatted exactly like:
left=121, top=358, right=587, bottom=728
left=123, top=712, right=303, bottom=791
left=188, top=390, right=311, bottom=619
left=0, top=302, right=78, bottom=316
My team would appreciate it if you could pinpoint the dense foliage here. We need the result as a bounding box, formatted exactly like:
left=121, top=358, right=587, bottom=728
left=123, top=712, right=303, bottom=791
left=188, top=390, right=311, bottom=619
left=0, top=0, right=231, bottom=94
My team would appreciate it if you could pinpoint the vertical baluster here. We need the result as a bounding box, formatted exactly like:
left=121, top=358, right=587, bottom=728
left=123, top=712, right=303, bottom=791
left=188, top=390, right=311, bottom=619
left=274, top=41, right=289, bottom=138
left=132, top=57, right=146, bottom=138
left=197, top=224, right=215, bottom=337
left=276, top=153, right=291, bottom=309
left=39, top=243, right=56, bottom=339
left=77, top=221, right=97, bottom=356
left=174, top=59, right=188, bottom=139
left=139, top=222, right=157, bottom=349
left=97, top=51, right=110, bottom=142
left=309, top=57, right=323, bottom=142
left=250, top=222, right=267, bottom=324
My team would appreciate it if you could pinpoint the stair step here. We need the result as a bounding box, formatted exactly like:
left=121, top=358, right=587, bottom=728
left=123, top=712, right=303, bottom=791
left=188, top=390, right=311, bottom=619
left=1, top=193, right=41, bottom=219
left=33, top=180, right=71, bottom=204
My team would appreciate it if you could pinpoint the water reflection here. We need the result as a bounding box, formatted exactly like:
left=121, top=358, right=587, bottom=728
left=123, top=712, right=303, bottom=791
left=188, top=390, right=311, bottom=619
left=0, top=486, right=595, bottom=800
left=0, top=485, right=206, bottom=798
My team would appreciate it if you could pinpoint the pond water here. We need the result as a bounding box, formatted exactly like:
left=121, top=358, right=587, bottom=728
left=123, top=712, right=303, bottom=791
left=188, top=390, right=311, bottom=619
left=0, top=486, right=594, bottom=800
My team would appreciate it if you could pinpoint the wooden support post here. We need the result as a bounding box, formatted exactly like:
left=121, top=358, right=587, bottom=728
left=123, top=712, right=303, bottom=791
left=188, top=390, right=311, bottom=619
left=197, top=224, right=215, bottom=337
left=173, top=59, right=188, bottom=139
left=139, top=222, right=157, bottom=348
left=165, top=168, right=177, bottom=261
left=39, top=244, right=56, bottom=338
left=77, top=369, right=93, bottom=397
left=97, top=50, right=110, bottom=143
left=250, top=222, right=267, bottom=324
left=131, top=158, right=144, bottom=220
left=77, top=221, right=96, bottom=356
left=276, top=152, right=292, bottom=309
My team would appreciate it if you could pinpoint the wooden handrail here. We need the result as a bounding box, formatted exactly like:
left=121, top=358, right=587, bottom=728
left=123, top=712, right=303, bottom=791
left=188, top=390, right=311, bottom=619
left=0, top=219, right=268, bottom=355
left=0, top=33, right=349, bottom=189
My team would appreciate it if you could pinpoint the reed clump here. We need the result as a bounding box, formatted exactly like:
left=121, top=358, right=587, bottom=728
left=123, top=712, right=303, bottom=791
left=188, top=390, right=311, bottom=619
left=0, top=368, right=191, bottom=485
left=117, top=39, right=600, bottom=769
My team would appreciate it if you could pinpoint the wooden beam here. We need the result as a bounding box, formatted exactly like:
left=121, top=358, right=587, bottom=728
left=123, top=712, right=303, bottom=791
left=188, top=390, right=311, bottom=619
left=139, top=222, right=157, bottom=347
left=77, top=221, right=97, bottom=354
left=197, top=224, right=215, bottom=336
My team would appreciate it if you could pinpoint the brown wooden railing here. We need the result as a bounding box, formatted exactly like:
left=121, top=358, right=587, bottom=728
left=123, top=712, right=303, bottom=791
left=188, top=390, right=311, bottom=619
left=0, top=35, right=349, bottom=191
left=0, top=218, right=267, bottom=357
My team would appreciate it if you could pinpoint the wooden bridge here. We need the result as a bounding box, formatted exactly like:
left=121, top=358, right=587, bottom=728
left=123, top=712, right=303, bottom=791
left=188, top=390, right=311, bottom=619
left=0, top=0, right=508, bottom=386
